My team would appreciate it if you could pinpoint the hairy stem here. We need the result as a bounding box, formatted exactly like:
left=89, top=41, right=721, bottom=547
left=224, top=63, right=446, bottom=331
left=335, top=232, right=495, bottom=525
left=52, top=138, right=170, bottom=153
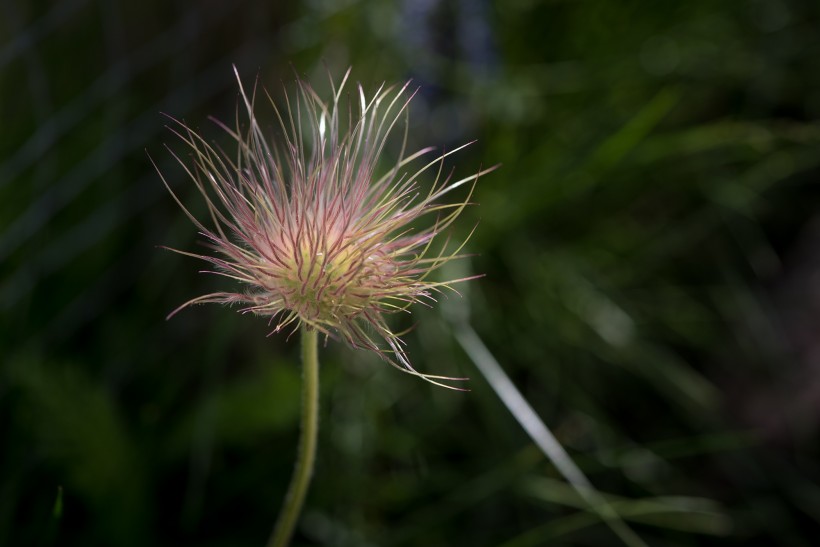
left=268, top=326, right=319, bottom=547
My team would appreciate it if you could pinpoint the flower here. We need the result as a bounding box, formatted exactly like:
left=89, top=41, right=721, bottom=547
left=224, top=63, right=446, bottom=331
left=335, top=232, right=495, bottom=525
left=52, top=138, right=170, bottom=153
left=156, top=67, right=492, bottom=384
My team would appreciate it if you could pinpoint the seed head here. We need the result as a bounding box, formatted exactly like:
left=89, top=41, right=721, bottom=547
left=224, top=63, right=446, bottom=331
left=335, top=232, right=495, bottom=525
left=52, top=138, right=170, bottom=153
left=156, top=67, right=493, bottom=385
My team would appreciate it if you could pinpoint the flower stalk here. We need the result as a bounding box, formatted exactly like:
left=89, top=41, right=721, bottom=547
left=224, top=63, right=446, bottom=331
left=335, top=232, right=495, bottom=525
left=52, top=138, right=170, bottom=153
left=268, top=326, right=319, bottom=547
left=158, top=66, right=493, bottom=547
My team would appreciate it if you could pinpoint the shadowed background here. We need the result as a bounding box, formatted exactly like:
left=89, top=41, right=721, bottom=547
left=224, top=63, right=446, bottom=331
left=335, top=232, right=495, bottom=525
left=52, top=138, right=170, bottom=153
left=2, top=0, right=820, bottom=545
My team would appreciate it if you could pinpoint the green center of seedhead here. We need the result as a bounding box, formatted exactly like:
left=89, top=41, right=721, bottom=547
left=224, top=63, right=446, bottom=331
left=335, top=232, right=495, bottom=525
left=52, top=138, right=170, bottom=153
left=269, top=237, right=396, bottom=324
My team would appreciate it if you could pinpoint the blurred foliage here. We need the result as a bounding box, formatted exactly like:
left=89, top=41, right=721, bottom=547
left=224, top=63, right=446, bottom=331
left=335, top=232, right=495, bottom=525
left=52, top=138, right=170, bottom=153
left=2, top=0, right=820, bottom=545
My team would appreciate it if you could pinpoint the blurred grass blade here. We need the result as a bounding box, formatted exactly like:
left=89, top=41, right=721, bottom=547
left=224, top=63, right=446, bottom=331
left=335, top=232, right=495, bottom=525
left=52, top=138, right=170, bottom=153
left=41, top=485, right=64, bottom=546
left=51, top=486, right=63, bottom=520
left=451, top=322, right=648, bottom=547
left=588, top=87, right=679, bottom=174
left=523, top=476, right=731, bottom=535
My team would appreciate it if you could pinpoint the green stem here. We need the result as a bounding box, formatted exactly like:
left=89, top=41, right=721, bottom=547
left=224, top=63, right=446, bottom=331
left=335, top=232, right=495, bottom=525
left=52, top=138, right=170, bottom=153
left=268, top=326, right=319, bottom=547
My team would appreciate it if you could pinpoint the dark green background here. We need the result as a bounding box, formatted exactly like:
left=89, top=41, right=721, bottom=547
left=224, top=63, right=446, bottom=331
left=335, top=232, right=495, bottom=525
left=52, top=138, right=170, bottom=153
left=3, top=0, right=820, bottom=545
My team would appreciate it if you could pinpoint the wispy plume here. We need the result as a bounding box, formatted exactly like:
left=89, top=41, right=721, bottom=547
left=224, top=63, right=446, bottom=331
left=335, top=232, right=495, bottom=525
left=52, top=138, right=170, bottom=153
left=156, top=67, right=494, bottom=385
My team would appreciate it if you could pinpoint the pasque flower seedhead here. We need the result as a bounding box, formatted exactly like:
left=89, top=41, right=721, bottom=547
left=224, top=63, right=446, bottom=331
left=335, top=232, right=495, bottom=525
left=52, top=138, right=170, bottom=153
left=157, top=67, right=493, bottom=383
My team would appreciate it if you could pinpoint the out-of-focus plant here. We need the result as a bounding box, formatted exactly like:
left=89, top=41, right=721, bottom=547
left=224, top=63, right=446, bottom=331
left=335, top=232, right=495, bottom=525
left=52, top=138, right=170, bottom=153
left=156, top=67, right=493, bottom=546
